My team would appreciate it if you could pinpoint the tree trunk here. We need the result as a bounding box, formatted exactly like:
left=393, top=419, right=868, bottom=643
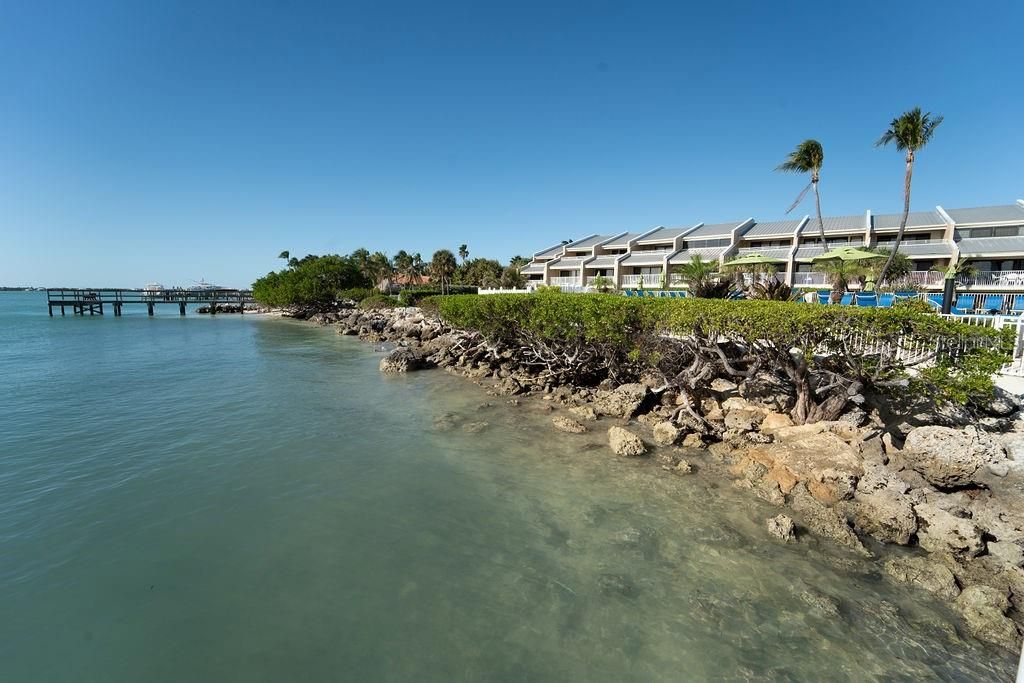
left=878, top=153, right=915, bottom=283
left=813, top=177, right=827, bottom=248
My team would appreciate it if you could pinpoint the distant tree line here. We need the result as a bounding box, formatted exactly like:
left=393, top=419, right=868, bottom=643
left=253, top=246, right=529, bottom=307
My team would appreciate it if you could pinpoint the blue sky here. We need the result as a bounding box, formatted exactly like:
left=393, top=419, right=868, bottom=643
left=2, top=0, right=1022, bottom=287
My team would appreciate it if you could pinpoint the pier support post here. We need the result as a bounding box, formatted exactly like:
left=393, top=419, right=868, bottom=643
left=48, top=304, right=53, bottom=317
left=179, top=302, right=186, bottom=316
left=61, top=305, right=65, bottom=316
left=210, top=303, right=217, bottom=316
left=147, top=303, right=154, bottom=317
left=99, top=303, right=104, bottom=315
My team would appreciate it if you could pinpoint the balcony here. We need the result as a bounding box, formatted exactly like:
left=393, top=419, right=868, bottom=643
left=549, top=276, right=583, bottom=288
left=621, top=274, right=663, bottom=287
left=957, top=271, right=1024, bottom=289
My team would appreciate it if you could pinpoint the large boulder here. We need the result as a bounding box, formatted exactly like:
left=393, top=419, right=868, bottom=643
left=883, top=555, right=960, bottom=600
left=608, top=426, right=647, bottom=457
left=913, top=503, right=985, bottom=558
left=593, top=384, right=651, bottom=418
left=902, top=426, right=1006, bottom=488
left=766, top=515, right=796, bottom=542
left=953, top=585, right=1022, bottom=652
left=788, top=484, right=870, bottom=556
left=379, top=347, right=429, bottom=373
left=743, top=432, right=863, bottom=504
left=850, top=468, right=917, bottom=545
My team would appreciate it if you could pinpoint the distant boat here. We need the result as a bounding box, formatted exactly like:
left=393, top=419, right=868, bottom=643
left=191, top=278, right=222, bottom=290
left=144, top=282, right=164, bottom=292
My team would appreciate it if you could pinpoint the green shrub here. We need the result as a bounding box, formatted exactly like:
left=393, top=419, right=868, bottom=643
left=359, top=294, right=398, bottom=310
left=336, top=287, right=378, bottom=302
left=398, top=285, right=477, bottom=307
left=435, top=291, right=1009, bottom=420
left=252, top=254, right=368, bottom=307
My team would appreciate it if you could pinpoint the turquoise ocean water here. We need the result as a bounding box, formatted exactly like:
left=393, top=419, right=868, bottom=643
left=0, top=292, right=1016, bottom=681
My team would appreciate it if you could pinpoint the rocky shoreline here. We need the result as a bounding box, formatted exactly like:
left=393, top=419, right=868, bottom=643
left=289, top=302, right=1024, bottom=652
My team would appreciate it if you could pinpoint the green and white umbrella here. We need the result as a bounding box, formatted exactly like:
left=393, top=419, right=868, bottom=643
left=723, top=252, right=786, bottom=267
left=811, top=246, right=884, bottom=262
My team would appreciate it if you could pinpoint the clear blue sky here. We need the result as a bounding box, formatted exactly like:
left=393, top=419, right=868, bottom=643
left=2, top=0, right=1022, bottom=288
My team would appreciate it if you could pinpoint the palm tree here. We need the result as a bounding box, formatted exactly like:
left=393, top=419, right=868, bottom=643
left=350, top=248, right=371, bottom=284
left=429, top=249, right=458, bottom=295
left=458, top=244, right=469, bottom=264
left=368, top=251, right=395, bottom=292
left=776, top=140, right=827, bottom=247
left=813, top=259, right=867, bottom=304
left=278, top=250, right=290, bottom=261
left=673, top=255, right=732, bottom=298
left=874, top=107, right=944, bottom=283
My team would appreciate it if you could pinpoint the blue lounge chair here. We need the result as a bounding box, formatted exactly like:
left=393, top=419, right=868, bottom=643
left=856, top=293, right=877, bottom=307
left=624, top=289, right=635, bottom=297
left=955, top=294, right=976, bottom=312
left=878, top=293, right=894, bottom=308
left=1011, top=296, right=1024, bottom=314
left=840, top=293, right=854, bottom=306
left=816, top=291, right=831, bottom=305
left=668, top=291, right=680, bottom=299
left=982, top=295, right=1004, bottom=313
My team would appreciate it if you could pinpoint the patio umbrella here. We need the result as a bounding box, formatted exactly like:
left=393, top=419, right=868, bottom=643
left=723, top=252, right=786, bottom=267
left=811, top=246, right=884, bottom=262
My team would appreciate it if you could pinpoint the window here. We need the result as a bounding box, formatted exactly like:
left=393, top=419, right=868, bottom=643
left=993, top=226, right=1021, bottom=237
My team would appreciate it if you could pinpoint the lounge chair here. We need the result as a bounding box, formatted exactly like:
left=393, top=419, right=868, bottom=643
left=839, top=293, right=854, bottom=306
left=816, top=291, right=831, bottom=305
left=624, top=289, right=635, bottom=297
left=856, top=293, right=877, bottom=307
left=1011, top=295, right=1024, bottom=314
left=878, top=293, right=894, bottom=308
left=955, top=294, right=976, bottom=312
left=981, top=294, right=1004, bottom=314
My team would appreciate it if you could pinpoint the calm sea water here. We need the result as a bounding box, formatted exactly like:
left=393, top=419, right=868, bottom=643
left=0, top=291, right=1016, bottom=681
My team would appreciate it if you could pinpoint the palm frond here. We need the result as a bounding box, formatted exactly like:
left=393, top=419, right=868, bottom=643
left=785, top=182, right=813, bottom=214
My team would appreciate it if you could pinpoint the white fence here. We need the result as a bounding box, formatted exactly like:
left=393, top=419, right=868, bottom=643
left=478, top=288, right=531, bottom=295
left=957, top=270, right=1024, bottom=288
left=939, top=313, right=1024, bottom=377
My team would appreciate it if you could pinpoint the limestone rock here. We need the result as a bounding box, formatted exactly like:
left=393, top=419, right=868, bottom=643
left=914, top=503, right=985, bottom=558
left=903, top=426, right=1005, bottom=488
left=608, top=426, right=647, bottom=457
left=652, top=421, right=682, bottom=446
left=673, top=459, right=693, bottom=474
left=379, top=347, right=428, bottom=373
left=568, top=405, right=598, bottom=422
left=789, top=484, right=870, bottom=556
left=552, top=416, right=587, bottom=434
left=759, top=411, right=794, bottom=435
left=883, top=555, right=960, bottom=600
left=852, top=489, right=917, bottom=545
left=744, top=432, right=862, bottom=503
left=987, top=541, right=1024, bottom=568
left=681, top=432, right=704, bottom=448
left=593, top=383, right=651, bottom=418
left=724, top=408, right=764, bottom=433
left=766, top=515, right=796, bottom=542
left=709, top=378, right=738, bottom=394
left=953, top=585, right=1022, bottom=652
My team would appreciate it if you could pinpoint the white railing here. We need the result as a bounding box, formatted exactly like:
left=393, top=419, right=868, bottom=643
left=548, top=277, right=582, bottom=287
left=631, top=247, right=673, bottom=255
left=939, top=314, right=1024, bottom=377
left=621, top=274, right=663, bottom=287
left=793, top=272, right=831, bottom=286
left=957, top=271, right=1024, bottom=288
left=908, top=271, right=945, bottom=286
left=478, top=288, right=531, bottom=295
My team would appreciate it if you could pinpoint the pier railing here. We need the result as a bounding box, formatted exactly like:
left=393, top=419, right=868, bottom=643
left=46, top=288, right=255, bottom=316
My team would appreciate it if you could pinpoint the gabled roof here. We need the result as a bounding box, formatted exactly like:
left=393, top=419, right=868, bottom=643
left=668, top=247, right=727, bottom=264
left=534, top=244, right=565, bottom=259
left=684, top=221, right=744, bottom=239
left=816, top=214, right=866, bottom=234
left=565, top=234, right=614, bottom=250
left=742, top=218, right=805, bottom=238
left=944, top=204, right=1024, bottom=225
left=587, top=255, right=619, bottom=268
left=601, top=232, right=645, bottom=248
left=872, top=210, right=945, bottom=230
left=636, top=226, right=694, bottom=243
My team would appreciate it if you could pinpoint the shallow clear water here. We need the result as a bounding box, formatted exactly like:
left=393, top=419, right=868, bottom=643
left=0, top=292, right=1016, bottom=681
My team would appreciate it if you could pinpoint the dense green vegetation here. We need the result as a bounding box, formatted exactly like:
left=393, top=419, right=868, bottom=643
left=433, top=291, right=1009, bottom=423
left=253, top=246, right=527, bottom=307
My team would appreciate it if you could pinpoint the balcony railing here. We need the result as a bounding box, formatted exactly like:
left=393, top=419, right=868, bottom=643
left=957, top=270, right=1024, bottom=288
left=549, top=276, right=582, bottom=287
left=621, top=274, right=663, bottom=287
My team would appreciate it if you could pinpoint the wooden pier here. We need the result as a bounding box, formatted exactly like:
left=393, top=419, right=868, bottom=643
left=46, top=288, right=255, bottom=317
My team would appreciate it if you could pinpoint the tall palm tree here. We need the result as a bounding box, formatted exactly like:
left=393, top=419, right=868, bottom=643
left=368, top=251, right=395, bottom=292
left=776, top=140, right=827, bottom=247
left=458, top=244, right=469, bottom=264
left=874, top=107, right=944, bottom=283
left=350, top=248, right=371, bottom=284
left=278, top=250, right=290, bottom=261
left=429, top=249, right=458, bottom=295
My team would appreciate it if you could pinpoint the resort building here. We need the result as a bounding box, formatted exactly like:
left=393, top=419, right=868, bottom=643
left=521, top=200, right=1024, bottom=293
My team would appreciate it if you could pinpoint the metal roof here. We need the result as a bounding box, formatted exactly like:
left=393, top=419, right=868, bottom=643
left=668, top=247, right=727, bottom=264
left=957, top=236, right=1024, bottom=256
left=684, top=221, right=744, bottom=239
left=601, top=232, right=644, bottom=248
left=872, top=210, right=946, bottom=230
left=548, top=256, right=587, bottom=268
left=733, top=246, right=792, bottom=260
left=893, top=241, right=954, bottom=256
left=815, top=214, right=867, bottom=234
left=742, top=219, right=804, bottom=238
left=945, top=204, right=1024, bottom=225
left=794, top=245, right=827, bottom=261
left=636, top=226, right=693, bottom=243
left=534, top=244, right=564, bottom=259
left=520, top=264, right=544, bottom=274
left=564, top=234, right=614, bottom=250
left=587, top=255, right=618, bottom=268
left=620, top=252, right=669, bottom=266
